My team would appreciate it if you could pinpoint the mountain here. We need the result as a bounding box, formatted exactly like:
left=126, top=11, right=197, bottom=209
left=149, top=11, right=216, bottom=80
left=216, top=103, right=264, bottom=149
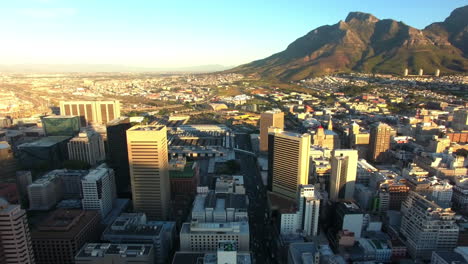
left=0, top=64, right=233, bottom=73
left=232, top=5, right=468, bottom=80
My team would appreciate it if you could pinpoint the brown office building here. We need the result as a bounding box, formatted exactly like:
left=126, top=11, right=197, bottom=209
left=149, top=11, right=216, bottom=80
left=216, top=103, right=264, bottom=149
left=369, top=122, right=392, bottom=162
left=260, top=110, right=284, bottom=152
left=31, top=209, right=101, bottom=264
left=60, top=100, right=121, bottom=126
left=127, top=125, right=170, bottom=220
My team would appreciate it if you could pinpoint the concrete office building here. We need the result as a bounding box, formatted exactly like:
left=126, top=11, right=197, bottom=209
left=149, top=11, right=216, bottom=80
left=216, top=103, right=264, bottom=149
left=330, top=149, right=358, bottom=201
left=127, top=125, right=170, bottom=220
left=180, top=220, right=250, bottom=252
left=27, top=173, right=63, bottom=210
left=369, top=122, right=392, bottom=162
left=400, top=191, right=459, bottom=260
left=106, top=117, right=132, bottom=195
left=0, top=199, right=35, bottom=264
left=82, top=164, right=117, bottom=218
left=101, top=213, right=175, bottom=264
left=268, top=128, right=311, bottom=200
left=259, top=110, right=284, bottom=152
left=68, top=130, right=106, bottom=166
left=191, top=191, right=248, bottom=223
left=75, top=243, right=154, bottom=264
left=60, top=100, right=121, bottom=125
left=31, top=209, right=101, bottom=264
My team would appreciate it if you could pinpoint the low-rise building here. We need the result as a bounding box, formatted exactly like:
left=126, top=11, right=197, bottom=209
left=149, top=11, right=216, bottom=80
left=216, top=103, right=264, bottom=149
left=180, top=220, right=250, bottom=252
left=101, top=213, right=175, bottom=264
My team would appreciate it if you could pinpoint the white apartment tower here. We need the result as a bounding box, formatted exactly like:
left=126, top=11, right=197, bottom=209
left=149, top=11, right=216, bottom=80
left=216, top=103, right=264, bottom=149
left=81, top=164, right=117, bottom=218
left=68, top=130, right=106, bottom=166
left=330, top=149, right=358, bottom=201
left=0, top=199, right=35, bottom=264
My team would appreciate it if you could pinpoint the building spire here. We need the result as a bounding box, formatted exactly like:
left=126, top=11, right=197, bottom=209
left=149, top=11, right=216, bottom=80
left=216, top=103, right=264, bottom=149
left=327, top=116, right=333, bottom=131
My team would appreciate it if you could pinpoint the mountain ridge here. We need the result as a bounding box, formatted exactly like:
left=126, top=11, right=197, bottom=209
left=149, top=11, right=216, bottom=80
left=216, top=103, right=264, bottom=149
left=231, top=5, right=468, bottom=80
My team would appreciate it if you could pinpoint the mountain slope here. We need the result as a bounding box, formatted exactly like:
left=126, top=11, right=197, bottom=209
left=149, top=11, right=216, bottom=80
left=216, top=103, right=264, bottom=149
left=232, top=5, right=468, bottom=80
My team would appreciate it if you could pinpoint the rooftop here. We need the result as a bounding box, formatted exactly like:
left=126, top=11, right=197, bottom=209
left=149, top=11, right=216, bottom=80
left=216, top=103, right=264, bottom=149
left=128, top=125, right=165, bottom=131
left=32, top=209, right=100, bottom=239
left=169, top=162, right=195, bottom=178
left=18, top=136, right=71, bottom=148
left=181, top=221, right=249, bottom=234
left=76, top=243, right=153, bottom=258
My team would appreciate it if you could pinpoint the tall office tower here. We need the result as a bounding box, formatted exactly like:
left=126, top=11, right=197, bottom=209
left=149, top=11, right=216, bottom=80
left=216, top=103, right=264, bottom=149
left=0, top=199, right=35, bottom=264
left=330, top=149, right=358, bottom=201
left=259, top=110, right=284, bottom=152
left=400, top=191, right=459, bottom=260
left=16, top=171, right=32, bottom=204
left=268, top=128, right=311, bottom=200
left=59, top=100, right=121, bottom=126
left=68, top=130, right=106, bottom=166
left=368, top=122, right=392, bottom=162
left=453, top=109, right=468, bottom=131
left=106, top=117, right=132, bottom=195
left=0, top=141, right=18, bottom=181
left=82, top=164, right=116, bottom=218
left=127, top=125, right=170, bottom=220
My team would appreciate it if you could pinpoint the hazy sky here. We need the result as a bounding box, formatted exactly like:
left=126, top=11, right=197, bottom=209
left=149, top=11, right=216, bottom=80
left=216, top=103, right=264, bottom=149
left=0, top=0, right=466, bottom=68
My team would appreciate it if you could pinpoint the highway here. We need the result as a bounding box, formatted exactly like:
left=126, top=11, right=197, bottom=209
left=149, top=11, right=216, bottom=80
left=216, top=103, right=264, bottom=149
left=235, top=133, right=275, bottom=264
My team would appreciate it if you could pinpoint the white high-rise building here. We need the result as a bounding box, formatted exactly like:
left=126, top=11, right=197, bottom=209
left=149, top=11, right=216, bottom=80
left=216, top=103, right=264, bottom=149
left=81, top=164, right=116, bottom=218
left=0, top=199, right=35, bottom=264
left=280, top=185, right=321, bottom=237
left=68, top=130, right=106, bottom=166
left=400, top=191, right=459, bottom=260
left=330, top=149, right=358, bottom=201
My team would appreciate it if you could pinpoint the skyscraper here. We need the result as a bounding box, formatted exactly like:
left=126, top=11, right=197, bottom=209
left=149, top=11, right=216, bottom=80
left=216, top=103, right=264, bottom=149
left=81, top=164, right=117, bottom=218
left=330, top=149, right=358, bottom=201
left=0, top=199, right=35, bottom=264
left=268, top=128, right=310, bottom=200
left=106, top=117, right=132, bottom=195
left=260, top=110, right=284, bottom=152
left=126, top=125, right=170, bottom=220
left=67, top=130, right=106, bottom=166
left=368, top=122, right=392, bottom=162
left=400, top=191, right=459, bottom=260
left=59, top=100, right=121, bottom=126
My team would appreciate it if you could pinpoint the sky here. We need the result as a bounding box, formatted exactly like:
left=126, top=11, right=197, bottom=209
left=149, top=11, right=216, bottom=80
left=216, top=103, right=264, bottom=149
left=0, top=0, right=466, bottom=68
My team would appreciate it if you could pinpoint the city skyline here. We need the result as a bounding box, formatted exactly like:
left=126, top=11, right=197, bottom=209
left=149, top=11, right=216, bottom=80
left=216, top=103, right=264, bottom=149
left=0, top=0, right=466, bottom=68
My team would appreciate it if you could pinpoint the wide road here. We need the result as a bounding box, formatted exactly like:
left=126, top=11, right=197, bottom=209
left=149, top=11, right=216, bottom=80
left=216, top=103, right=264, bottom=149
left=235, top=133, right=274, bottom=264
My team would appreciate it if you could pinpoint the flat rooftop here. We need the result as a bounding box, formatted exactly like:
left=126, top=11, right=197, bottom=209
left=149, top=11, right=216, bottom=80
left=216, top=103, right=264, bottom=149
left=18, top=136, right=71, bottom=148
left=169, top=162, right=194, bottom=178
left=76, top=243, right=153, bottom=258
left=128, top=125, right=165, bottom=131
left=32, top=209, right=99, bottom=240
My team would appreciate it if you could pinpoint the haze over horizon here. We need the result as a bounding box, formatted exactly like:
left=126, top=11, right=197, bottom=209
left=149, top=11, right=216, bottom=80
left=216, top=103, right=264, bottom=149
left=1, top=0, right=466, bottom=70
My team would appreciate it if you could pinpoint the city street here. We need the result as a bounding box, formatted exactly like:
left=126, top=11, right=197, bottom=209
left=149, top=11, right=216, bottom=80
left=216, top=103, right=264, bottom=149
left=235, top=133, right=274, bottom=264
